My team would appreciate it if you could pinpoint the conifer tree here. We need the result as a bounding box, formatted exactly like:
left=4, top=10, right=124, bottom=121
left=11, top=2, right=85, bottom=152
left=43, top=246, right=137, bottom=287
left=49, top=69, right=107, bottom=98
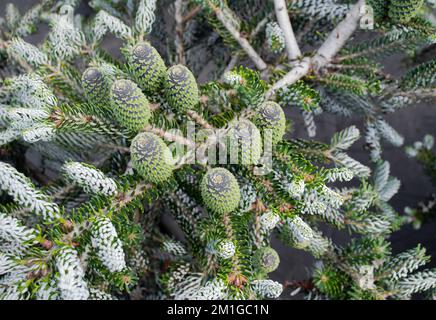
left=0, top=0, right=435, bottom=300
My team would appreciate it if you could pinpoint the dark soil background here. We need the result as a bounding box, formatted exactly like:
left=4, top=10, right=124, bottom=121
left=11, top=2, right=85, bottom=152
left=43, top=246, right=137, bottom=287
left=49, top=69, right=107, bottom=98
left=2, top=0, right=436, bottom=297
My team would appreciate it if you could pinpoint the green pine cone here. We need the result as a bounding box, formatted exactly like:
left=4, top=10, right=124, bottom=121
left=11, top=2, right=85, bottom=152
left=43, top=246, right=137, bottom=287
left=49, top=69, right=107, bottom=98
left=82, top=67, right=110, bottom=107
left=227, top=119, right=262, bottom=165
left=366, top=0, right=389, bottom=22
left=253, top=247, right=280, bottom=273
left=200, top=168, right=241, bottom=214
left=164, top=64, right=199, bottom=113
left=125, top=42, right=166, bottom=95
left=254, top=101, right=286, bottom=145
left=110, top=79, right=151, bottom=132
left=130, top=132, right=174, bottom=184
left=388, top=0, right=424, bottom=23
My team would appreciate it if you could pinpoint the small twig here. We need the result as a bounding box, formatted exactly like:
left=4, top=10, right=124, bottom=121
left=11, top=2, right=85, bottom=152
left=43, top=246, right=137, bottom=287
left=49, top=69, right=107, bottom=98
left=97, top=143, right=130, bottom=153
left=149, top=103, right=160, bottom=111
left=186, top=110, right=214, bottom=129
left=265, top=57, right=311, bottom=99
left=143, top=125, right=196, bottom=147
left=221, top=53, right=240, bottom=79
left=250, top=12, right=274, bottom=39
left=181, top=5, right=201, bottom=24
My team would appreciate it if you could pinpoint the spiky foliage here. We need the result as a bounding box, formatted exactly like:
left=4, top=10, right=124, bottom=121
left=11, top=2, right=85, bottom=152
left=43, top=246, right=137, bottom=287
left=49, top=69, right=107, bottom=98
left=62, top=161, right=118, bottom=196
left=265, top=22, right=285, bottom=54
left=0, top=0, right=435, bottom=302
left=90, top=217, right=126, bottom=273
left=404, top=135, right=436, bottom=228
left=55, top=247, right=90, bottom=300
left=0, top=161, right=60, bottom=222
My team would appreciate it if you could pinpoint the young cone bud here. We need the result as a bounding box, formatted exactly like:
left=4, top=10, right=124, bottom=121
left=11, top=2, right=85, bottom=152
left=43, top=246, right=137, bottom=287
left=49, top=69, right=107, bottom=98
left=367, top=0, right=389, bottom=21
left=388, top=0, right=424, bottom=23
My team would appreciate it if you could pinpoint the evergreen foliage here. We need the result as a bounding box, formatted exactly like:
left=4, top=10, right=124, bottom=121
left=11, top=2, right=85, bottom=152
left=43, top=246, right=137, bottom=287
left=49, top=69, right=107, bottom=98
left=0, top=0, right=435, bottom=301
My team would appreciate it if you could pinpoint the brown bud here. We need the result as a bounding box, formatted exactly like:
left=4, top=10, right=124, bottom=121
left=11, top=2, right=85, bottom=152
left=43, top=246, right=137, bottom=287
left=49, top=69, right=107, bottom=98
left=41, top=239, right=54, bottom=250
left=252, top=198, right=267, bottom=213
left=227, top=272, right=247, bottom=289
left=62, top=220, right=74, bottom=233
left=199, top=95, right=209, bottom=105
left=279, top=203, right=293, bottom=213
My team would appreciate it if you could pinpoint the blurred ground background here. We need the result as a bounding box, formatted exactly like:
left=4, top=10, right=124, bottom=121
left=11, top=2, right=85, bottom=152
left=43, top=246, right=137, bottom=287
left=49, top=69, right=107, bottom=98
left=2, top=0, right=436, bottom=297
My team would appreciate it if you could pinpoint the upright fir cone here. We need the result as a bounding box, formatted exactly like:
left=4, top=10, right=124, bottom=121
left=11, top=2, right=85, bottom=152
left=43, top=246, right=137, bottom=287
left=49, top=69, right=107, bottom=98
left=81, top=67, right=111, bottom=108
left=164, top=65, right=199, bottom=113
left=227, top=119, right=262, bottom=165
left=254, top=101, right=286, bottom=145
left=130, top=132, right=175, bottom=183
left=125, top=42, right=166, bottom=95
left=200, top=168, right=241, bottom=214
left=110, top=79, right=151, bottom=132
left=388, top=0, right=424, bottom=23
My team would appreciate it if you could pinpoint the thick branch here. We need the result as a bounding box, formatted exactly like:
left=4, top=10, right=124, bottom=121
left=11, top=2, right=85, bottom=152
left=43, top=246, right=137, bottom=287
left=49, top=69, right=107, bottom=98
left=265, top=57, right=311, bottom=99
left=273, top=0, right=301, bottom=61
left=266, top=0, right=365, bottom=98
left=311, top=0, right=365, bottom=70
left=209, top=1, right=267, bottom=71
